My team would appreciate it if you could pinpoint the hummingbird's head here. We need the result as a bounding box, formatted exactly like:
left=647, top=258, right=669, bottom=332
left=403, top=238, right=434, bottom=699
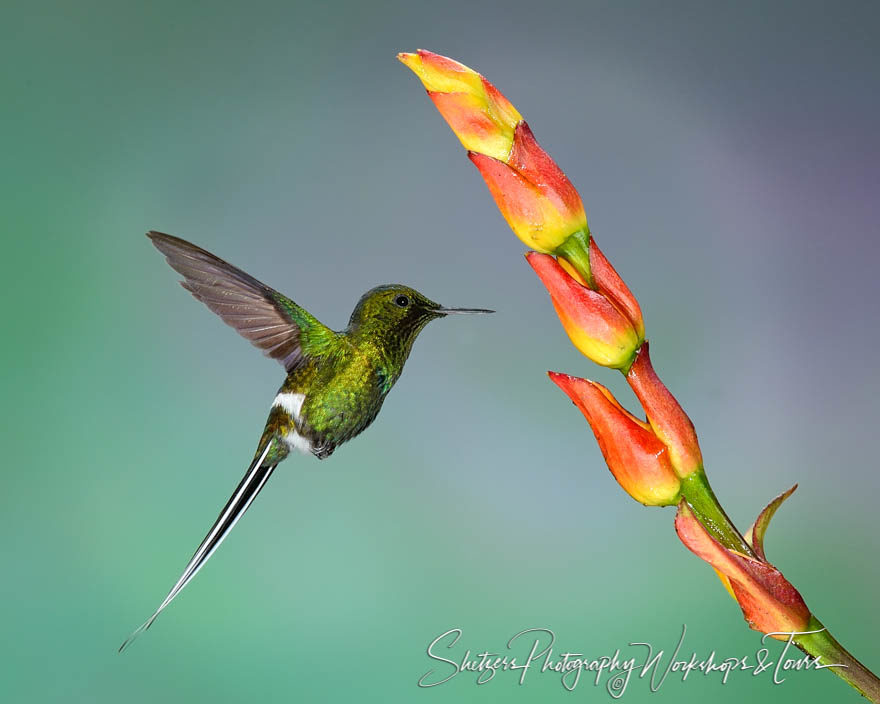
left=348, top=285, right=493, bottom=350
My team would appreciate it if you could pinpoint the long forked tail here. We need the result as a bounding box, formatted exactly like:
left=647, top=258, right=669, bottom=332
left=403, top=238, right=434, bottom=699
left=119, top=441, right=277, bottom=652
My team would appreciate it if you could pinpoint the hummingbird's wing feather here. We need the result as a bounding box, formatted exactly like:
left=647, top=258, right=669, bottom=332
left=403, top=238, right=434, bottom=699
left=148, top=231, right=336, bottom=371
left=119, top=441, right=277, bottom=652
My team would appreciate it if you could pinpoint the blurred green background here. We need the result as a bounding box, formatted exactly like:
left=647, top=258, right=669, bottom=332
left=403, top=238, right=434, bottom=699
left=2, top=1, right=878, bottom=701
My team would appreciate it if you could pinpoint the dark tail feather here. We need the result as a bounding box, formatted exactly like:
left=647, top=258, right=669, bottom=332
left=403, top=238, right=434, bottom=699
left=119, top=442, right=277, bottom=652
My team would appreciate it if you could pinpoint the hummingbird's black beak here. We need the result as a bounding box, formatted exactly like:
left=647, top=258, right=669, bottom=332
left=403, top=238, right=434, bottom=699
left=433, top=306, right=495, bottom=315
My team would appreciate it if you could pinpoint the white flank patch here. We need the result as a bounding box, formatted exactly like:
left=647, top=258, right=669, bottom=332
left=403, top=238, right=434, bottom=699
left=272, top=392, right=306, bottom=421
left=273, top=392, right=312, bottom=455
left=283, top=430, right=313, bottom=455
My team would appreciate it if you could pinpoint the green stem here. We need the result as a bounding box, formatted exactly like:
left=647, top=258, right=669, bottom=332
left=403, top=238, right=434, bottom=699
left=795, top=616, right=880, bottom=702
left=679, top=470, right=755, bottom=557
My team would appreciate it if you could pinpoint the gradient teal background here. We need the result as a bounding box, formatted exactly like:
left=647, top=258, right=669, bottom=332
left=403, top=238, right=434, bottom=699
left=3, top=1, right=878, bottom=702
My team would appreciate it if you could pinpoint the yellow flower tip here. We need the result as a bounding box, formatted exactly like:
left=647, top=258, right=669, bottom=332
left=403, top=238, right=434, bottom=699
left=399, top=50, right=523, bottom=164
left=397, top=48, right=483, bottom=96
left=397, top=51, right=425, bottom=82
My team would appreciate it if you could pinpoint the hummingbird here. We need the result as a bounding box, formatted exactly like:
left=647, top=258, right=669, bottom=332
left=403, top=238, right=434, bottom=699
left=120, top=231, right=492, bottom=651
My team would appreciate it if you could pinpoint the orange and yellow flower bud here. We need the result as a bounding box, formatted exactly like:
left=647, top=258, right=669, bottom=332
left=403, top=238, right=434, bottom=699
left=558, top=237, right=645, bottom=340
left=549, top=372, right=681, bottom=506
left=469, top=122, right=587, bottom=253
left=626, top=343, right=702, bottom=478
left=400, top=50, right=588, bottom=254
left=675, top=500, right=811, bottom=639
left=527, top=252, right=640, bottom=369
left=398, top=50, right=521, bottom=161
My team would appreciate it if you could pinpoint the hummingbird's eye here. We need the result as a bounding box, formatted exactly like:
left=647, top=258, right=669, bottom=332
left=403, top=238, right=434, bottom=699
left=394, top=295, right=410, bottom=308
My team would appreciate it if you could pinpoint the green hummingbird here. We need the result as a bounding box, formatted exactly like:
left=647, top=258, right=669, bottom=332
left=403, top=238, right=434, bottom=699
left=120, top=231, right=492, bottom=651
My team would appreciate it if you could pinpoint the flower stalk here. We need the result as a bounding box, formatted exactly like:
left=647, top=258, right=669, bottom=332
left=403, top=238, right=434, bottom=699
left=797, top=617, right=880, bottom=702
left=401, top=48, right=880, bottom=701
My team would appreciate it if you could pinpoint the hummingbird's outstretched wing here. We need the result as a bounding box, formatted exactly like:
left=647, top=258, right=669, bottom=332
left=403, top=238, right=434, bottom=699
left=119, top=440, right=277, bottom=652
left=148, top=231, right=336, bottom=371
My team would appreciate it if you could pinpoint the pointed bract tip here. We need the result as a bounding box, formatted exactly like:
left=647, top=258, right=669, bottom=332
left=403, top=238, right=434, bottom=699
left=548, top=370, right=595, bottom=391
left=745, top=484, right=799, bottom=562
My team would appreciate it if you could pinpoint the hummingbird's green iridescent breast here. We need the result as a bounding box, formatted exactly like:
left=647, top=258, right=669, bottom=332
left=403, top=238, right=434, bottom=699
left=290, top=341, right=384, bottom=458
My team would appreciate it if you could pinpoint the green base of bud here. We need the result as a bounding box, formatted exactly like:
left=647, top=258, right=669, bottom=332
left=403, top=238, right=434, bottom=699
left=555, top=229, right=593, bottom=289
